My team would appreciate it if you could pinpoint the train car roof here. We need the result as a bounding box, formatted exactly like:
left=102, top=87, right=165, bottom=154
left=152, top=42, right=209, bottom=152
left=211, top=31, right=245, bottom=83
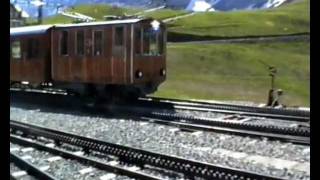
left=10, top=18, right=154, bottom=37
left=10, top=25, right=53, bottom=37
left=55, top=18, right=144, bottom=28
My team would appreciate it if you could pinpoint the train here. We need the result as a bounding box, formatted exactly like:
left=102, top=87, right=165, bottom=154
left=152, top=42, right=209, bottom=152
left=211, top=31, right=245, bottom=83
left=10, top=18, right=167, bottom=99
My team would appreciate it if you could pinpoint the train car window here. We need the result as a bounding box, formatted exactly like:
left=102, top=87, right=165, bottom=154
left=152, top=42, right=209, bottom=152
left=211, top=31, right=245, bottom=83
left=158, top=30, right=164, bottom=55
left=142, top=26, right=163, bottom=56
left=93, top=31, right=103, bottom=56
left=142, top=27, right=150, bottom=54
left=135, top=27, right=142, bottom=54
left=11, top=41, right=21, bottom=59
left=76, top=30, right=85, bottom=55
left=60, top=31, right=68, bottom=56
left=115, top=27, right=124, bottom=46
left=143, top=28, right=163, bottom=56
left=149, top=31, right=158, bottom=55
left=27, top=39, right=39, bottom=58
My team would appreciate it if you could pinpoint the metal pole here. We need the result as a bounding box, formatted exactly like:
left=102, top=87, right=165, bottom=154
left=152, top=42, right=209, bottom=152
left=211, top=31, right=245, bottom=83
left=271, top=74, right=274, bottom=90
left=269, top=66, right=277, bottom=90
left=268, top=66, right=277, bottom=106
left=38, top=0, right=43, bottom=24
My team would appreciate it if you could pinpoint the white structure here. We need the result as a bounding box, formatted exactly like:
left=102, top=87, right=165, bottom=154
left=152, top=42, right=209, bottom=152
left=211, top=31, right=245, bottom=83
left=10, top=3, right=29, bottom=27
left=186, top=0, right=215, bottom=12
left=167, top=0, right=288, bottom=11
left=167, top=0, right=215, bottom=12
left=59, top=11, right=96, bottom=22
left=30, top=0, right=46, bottom=7
left=262, top=0, right=287, bottom=8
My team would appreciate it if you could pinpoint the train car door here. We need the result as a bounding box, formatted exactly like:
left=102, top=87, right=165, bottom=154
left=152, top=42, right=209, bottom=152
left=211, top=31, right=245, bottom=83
left=112, top=25, right=126, bottom=84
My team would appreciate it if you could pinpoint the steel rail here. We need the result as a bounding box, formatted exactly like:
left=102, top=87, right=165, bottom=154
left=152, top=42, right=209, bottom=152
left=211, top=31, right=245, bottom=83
left=140, top=117, right=310, bottom=145
left=10, top=89, right=309, bottom=144
left=10, top=87, right=309, bottom=122
left=109, top=105, right=310, bottom=145
left=147, top=96, right=310, bottom=116
left=147, top=112, right=310, bottom=137
left=10, top=152, right=57, bottom=180
left=10, top=135, right=162, bottom=180
left=112, top=104, right=309, bottom=137
left=143, top=97, right=310, bottom=121
left=10, top=88, right=309, bottom=119
left=10, top=120, right=284, bottom=180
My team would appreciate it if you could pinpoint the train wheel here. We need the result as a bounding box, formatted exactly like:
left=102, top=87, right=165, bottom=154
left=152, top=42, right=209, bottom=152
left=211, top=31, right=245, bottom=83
left=84, top=84, right=98, bottom=98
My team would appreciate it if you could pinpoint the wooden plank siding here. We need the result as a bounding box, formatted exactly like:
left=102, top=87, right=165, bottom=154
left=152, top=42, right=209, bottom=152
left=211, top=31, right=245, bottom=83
left=51, top=26, right=114, bottom=84
left=11, top=19, right=166, bottom=91
left=10, top=33, right=51, bottom=83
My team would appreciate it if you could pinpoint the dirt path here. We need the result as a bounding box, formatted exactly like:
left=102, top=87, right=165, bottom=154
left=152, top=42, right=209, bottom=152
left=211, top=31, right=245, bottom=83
left=169, top=34, right=309, bottom=44
left=134, top=6, right=166, bottom=16
left=163, top=12, right=197, bottom=23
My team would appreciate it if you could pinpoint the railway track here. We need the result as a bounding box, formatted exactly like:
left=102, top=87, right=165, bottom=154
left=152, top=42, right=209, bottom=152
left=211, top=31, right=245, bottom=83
left=11, top=136, right=161, bottom=180
left=10, top=88, right=310, bottom=121
left=10, top=151, right=57, bottom=180
left=10, top=88, right=310, bottom=122
left=111, top=104, right=310, bottom=145
left=10, top=88, right=310, bottom=145
left=10, top=120, right=284, bottom=180
left=141, top=97, right=310, bottom=122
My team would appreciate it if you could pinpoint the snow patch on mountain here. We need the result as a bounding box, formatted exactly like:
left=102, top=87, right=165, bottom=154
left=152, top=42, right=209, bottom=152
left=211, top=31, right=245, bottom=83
left=263, top=0, right=287, bottom=8
left=11, top=0, right=289, bottom=18
left=212, top=0, right=288, bottom=11
left=12, top=4, right=30, bottom=18
left=186, top=0, right=215, bottom=12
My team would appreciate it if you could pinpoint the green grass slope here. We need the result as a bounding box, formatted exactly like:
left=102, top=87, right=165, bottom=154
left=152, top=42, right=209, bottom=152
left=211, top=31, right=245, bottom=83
left=43, top=4, right=141, bottom=24
left=155, top=42, right=310, bottom=106
left=42, top=4, right=187, bottom=24
left=42, top=0, right=309, bottom=38
left=140, top=9, right=188, bottom=20
left=168, top=0, right=309, bottom=38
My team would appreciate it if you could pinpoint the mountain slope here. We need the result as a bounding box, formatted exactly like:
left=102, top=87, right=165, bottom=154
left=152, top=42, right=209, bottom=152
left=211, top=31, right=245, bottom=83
left=166, top=0, right=289, bottom=10
left=39, top=0, right=309, bottom=39
left=168, top=0, right=309, bottom=38
left=210, top=0, right=287, bottom=10
left=155, top=41, right=310, bottom=106
left=11, top=0, right=297, bottom=18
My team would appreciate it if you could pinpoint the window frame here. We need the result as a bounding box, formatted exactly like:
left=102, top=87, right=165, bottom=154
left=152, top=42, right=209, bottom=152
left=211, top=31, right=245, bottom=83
left=59, top=30, right=69, bottom=56
left=140, top=26, right=163, bottom=57
left=134, top=26, right=142, bottom=55
left=149, top=30, right=159, bottom=56
left=159, top=28, right=165, bottom=55
left=11, top=40, right=22, bottom=60
left=27, top=38, right=40, bottom=59
left=142, top=27, right=150, bottom=55
left=92, top=30, right=104, bottom=56
left=75, top=30, right=85, bottom=56
left=114, top=26, right=124, bottom=47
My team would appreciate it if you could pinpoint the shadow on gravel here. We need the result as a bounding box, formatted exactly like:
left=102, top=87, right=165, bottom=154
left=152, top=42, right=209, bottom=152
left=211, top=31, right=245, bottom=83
left=10, top=91, right=176, bottom=123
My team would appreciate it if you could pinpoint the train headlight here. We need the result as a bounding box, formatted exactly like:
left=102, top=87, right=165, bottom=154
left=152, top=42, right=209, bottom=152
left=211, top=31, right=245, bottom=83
left=136, top=70, right=143, bottom=78
left=160, top=69, right=166, bottom=76
left=151, top=20, right=160, bottom=31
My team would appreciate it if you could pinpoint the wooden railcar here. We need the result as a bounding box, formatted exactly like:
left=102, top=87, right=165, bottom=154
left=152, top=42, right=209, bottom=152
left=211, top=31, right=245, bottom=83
left=10, top=18, right=166, bottom=98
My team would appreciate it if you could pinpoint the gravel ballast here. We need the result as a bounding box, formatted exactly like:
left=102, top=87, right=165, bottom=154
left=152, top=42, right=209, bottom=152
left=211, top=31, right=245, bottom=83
left=10, top=163, right=38, bottom=180
left=10, top=142, right=131, bottom=180
left=10, top=105, right=310, bottom=180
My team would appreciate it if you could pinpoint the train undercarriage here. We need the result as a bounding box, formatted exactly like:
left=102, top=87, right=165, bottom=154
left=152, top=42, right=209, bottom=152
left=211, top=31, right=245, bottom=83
left=10, top=81, right=160, bottom=101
